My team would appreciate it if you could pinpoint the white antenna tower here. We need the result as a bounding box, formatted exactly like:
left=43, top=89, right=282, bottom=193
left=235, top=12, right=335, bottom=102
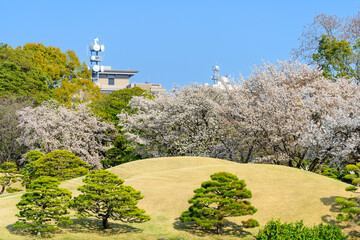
left=89, top=38, right=105, bottom=83
left=211, top=65, right=220, bottom=84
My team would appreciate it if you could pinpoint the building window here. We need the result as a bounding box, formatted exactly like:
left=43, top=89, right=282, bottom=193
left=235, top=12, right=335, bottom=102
left=108, top=78, right=114, bottom=85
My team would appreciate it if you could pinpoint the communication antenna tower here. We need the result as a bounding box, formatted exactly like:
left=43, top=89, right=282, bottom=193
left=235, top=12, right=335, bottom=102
left=211, top=65, right=220, bottom=84
left=89, top=38, right=105, bottom=83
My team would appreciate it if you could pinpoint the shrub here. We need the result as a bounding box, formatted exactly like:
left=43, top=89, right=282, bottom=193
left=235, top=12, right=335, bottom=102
left=256, top=220, right=347, bottom=240
left=242, top=218, right=260, bottom=228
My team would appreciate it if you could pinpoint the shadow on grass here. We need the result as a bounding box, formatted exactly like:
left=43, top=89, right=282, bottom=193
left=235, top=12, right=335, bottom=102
left=320, top=196, right=360, bottom=239
left=173, top=218, right=252, bottom=238
left=6, top=218, right=142, bottom=237
left=63, top=218, right=142, bottom=235
left=320, top=196, right=343, bottom=225
left=6, top=223, right=33, bottom=237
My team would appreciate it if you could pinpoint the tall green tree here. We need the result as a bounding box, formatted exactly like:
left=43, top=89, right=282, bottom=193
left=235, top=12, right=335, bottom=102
left=313, top=34, right=360, bottom=81
left=0, top=44, right=52, bottom=102
left=180, top=172, right=258, bottom=235
left=91, top=87, right=152, bottom=125
left=15, top=176, right=72, bottom=236
left=20, top=43, right=101, bottom=106
left=91, top=87, right=153, bottom=167
left=72, top=170, right=150, bottom=229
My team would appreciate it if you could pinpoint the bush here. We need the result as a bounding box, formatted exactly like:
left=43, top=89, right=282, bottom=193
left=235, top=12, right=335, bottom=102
left=256, top=220, right=347, bottom=240
left=242, top=218, right=260, bottom=228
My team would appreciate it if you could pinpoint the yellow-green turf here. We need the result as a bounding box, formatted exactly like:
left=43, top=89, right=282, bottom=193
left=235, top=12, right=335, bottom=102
left=0, top=157, right=356, bottom=239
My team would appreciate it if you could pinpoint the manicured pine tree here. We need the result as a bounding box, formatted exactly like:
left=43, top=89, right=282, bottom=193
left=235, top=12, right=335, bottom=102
left=180, top=172, right=258, bottom=235
left=0, top=162, right=22, bottom=194
left=71, top=170, right=150, bottom=229
left=15, top=176, right=72, bottom=236
left=22, top=150, right=91, bottom=187
left=335, top=163, right=360, bottom=224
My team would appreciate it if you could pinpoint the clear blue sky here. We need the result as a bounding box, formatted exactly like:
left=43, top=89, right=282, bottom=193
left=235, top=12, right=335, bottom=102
left=2, top=0, right=359, bottom=91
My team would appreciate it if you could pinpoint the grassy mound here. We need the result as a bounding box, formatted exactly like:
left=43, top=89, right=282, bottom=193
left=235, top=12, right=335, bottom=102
left=0, top=157, right=354, bottom=239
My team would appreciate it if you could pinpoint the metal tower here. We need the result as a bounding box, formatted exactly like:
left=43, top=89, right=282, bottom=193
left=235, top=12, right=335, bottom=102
left=211, top=65, right=220, bottom=84
left=89, top=38, right=105, bottom=83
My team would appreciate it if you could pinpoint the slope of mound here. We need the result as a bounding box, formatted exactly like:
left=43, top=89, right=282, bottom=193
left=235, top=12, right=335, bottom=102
left=0, top=157, right=353, bottom=240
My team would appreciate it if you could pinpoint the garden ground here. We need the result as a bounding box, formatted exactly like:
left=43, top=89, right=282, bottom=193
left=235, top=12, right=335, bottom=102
left=0, top=157, right=356, bottom=240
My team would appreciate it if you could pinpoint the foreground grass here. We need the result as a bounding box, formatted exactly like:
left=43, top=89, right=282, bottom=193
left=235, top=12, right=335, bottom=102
left=0, top=157, right=356, bottom=239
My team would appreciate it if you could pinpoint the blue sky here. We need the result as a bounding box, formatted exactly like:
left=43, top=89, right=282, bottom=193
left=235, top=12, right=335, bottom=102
left=2, top=0, right=359, bottom=91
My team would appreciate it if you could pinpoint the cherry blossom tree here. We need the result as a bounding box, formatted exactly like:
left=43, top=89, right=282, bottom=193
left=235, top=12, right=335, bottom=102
left=119, top=61, right=360, bottom=171
left=17, top=101, right=114, bottom=168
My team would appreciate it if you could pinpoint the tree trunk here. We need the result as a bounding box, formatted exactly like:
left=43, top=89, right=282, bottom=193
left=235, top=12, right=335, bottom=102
left=217, top=223, right=223, bottom=235
left=102, top=218, right=110, bottom=229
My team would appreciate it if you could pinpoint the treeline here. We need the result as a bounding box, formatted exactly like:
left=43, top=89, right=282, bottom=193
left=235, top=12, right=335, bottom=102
left=1, top=12, right=360, bottom=174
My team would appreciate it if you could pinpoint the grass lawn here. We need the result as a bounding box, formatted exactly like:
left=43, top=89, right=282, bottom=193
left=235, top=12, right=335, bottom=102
left=0, top=156, right=356, bottom=239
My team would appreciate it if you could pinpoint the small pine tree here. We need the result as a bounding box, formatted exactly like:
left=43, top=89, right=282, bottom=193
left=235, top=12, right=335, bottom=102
left=22, top=150, right=44, bottom=166
left=15, top=176, right=72, bottom=236
left=0, top=162, right=22, bottom=194
left=71, top=170, right=150, bottom=229
left=335, top=163, right=360, bottom=224
left=22, top=150, right=91, bottom=187
left=180, top=172, right=258, bottom=235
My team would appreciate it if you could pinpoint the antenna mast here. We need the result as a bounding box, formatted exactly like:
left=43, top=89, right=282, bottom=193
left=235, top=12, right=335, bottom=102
left=89, top=38, right=105, bottom=83
left=211, top=65, right=220, bottom=84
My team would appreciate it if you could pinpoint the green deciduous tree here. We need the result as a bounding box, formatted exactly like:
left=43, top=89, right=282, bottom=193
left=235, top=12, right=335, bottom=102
left=22, top=150, right=91, bottom=187
left=72, top=170, right=150, bottom=229
left=0, top=162, right=22, bottom=194
left=313, top=34, right=360, bottom=81
left=91, top=87, right=152, bottom=167
left=91, top=87, right=151, bottom=125
left=0, top=45, right=52, bottom=102
left=180, top=172, right=258, bottom=235
left=15, top=176, right=72, bottom=236
left=20, top=42, right=101, bottom=106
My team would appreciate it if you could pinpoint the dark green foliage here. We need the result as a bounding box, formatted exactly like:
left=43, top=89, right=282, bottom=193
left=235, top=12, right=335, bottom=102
left=0, top=97, right=31, bottom=165
left=91, top=87, right=152, bottom=126
left=101, top=136, right=142, bottom=168
left=0, top=162, right=22, bottom=194
left=317, top=164, right=342, bottom=180
left=22, top=150, right=90, bottom=187
left=180, top=172, right=257, bottom=235
left=256, top=220, right=347, bottom=240
left=71, top=170, right=150, bottom=229
left=91, top=88, right=153, bottom=167
left=15, top=176, right=72, bottom=236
